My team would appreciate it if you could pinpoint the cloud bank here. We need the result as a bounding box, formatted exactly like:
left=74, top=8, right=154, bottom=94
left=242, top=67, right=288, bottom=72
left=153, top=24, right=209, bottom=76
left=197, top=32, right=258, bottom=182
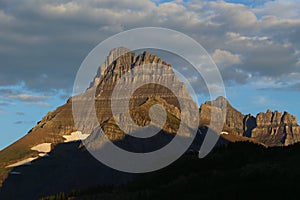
left=0, top=0, right=299, bottom=93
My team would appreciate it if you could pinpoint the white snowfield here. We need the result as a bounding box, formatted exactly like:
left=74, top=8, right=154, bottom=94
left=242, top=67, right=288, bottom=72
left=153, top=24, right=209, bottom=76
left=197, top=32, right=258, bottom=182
left=5, top=132, right=88, bottom=168
left=38, top=153, right=49, bottom=157
left=63, top=131, right=89, bottom=143
left=31, top=143, right=52, bottom=153
left=6, top=157, right=38, bottom=168
left=5, top=143, right=52, bottom=168
left=220, top=131, right=229, bottom=135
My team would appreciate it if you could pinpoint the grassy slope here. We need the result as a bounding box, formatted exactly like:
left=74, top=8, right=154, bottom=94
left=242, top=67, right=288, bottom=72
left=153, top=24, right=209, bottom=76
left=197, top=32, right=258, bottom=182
left=0, top=103, right=70, bottom=185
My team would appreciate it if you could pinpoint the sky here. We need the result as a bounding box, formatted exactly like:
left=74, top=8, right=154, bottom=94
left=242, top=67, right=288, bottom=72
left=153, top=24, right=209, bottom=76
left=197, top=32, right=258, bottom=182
left=0, top=0, right=300, bottom=150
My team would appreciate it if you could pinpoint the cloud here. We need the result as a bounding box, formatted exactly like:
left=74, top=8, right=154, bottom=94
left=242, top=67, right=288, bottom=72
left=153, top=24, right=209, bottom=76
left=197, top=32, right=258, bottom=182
left=6, top=94, right=47, bottom=102
left=0, top=0, right=299, bottom=93
left=258, top=82, right=300, bottom=92
left=28, top=101, right=52, bottom=107
left=14, top=120, right=35, bottom=125
left=289, top=82, right=300, bottom=91
left=211, top=49, right=242, bottom=68
left=0, top=101, right=10, bottom=106
left=254, top=0, right=300, bottom=19
left=225, top=32, right=300, bottom=78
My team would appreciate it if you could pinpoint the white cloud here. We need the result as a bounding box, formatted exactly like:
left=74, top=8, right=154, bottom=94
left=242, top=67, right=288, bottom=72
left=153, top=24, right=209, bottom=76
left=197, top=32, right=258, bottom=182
left=208, top=1, right=257, bottom=30
left=254, top=0, right=300, bottom=19
left=211, top=49, right=242, bottom=68
left=41, top=2, right=81, bottom=16
left=28, top=101, right=51, bottom=107
left=6, top=94, right=48, bottom=101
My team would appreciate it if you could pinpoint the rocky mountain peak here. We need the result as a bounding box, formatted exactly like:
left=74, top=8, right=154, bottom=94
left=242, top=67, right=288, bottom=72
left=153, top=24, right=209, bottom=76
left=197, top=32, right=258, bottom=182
left=238, top=109, right=300, bottom=146
left=256, top=110, right=297, bottom=127
left=200, top=98, right=300, bottom=146
left=282, top=111, right=297, bottom=125
left=89, top=48, right=171, bottom=89
left=107, top=47, right=131, bottom=62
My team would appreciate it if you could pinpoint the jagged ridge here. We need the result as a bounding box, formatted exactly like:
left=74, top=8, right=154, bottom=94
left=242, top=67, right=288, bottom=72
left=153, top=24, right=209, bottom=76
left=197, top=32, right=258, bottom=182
left=201, top=97, right=300, bottom=146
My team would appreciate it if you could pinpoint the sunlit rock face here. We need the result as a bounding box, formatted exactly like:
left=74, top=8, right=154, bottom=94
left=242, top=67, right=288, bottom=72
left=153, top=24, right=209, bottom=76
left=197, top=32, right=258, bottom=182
left=200, top=100, right=300, bottom=147
left=73, top=47, right=198, bottom=137
left=252, top=111, right=300, bottom=146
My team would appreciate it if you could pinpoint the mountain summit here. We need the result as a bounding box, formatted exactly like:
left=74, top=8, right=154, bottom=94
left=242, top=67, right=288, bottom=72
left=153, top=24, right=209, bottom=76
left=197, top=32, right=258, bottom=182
left=1, top=48, right=300, bottom=195
left=0, top=47, right=196, bottom=185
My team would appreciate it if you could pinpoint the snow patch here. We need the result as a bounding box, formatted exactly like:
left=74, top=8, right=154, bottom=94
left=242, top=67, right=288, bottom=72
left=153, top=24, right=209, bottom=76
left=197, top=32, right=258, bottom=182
left=6, top=157, right=39, bottom=168
left=220, top=131, right=229, bottom=135
left=6, top=133, right=88, bottom=168
left=31, top=143, right=52, bottom=153
left=38, top=153, right=49, bottom=157
left=63, top=131, right=89, bottom=143
left=5, top=143, right=51, bottom=168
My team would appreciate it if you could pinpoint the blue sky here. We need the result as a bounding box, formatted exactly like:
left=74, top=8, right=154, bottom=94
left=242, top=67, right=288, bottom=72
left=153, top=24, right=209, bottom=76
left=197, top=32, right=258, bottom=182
left=0, top=0, right=300, bottom=150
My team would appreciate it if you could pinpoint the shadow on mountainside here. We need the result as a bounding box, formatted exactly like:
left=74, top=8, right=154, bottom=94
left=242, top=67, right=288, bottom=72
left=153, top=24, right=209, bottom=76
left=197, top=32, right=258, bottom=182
left=44, top=142, right=300, bottom=200
left=0, top=126, right=228, bottom=200
left=0, top=141, right=136, bottom=200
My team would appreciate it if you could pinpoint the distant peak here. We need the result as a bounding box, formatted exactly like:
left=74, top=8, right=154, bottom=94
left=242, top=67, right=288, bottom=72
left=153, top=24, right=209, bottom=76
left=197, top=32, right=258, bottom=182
left=215, top=96, right=228, bottom=102
left=204, top=96, right=229, bottom=107
left=256, top=109, right=298, bottom=126
left=108, top=47, right=131, bottom=57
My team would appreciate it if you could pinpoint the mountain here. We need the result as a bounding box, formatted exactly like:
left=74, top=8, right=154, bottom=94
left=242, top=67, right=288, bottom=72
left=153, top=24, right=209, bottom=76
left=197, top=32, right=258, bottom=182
left=0, top=47, right=197, bottom=186
left=201, top=97, right=300, bottom=146
left=1, top=47, right=300, bottom=198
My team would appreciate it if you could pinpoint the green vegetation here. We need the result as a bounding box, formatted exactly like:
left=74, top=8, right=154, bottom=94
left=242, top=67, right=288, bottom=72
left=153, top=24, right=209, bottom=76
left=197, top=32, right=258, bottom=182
left=0, top=146, right=37, bottom=186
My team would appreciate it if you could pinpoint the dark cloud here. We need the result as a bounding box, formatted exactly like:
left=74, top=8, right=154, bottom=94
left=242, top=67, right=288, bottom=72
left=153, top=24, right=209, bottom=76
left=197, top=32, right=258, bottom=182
left=0, top=0, right=299, bottom=93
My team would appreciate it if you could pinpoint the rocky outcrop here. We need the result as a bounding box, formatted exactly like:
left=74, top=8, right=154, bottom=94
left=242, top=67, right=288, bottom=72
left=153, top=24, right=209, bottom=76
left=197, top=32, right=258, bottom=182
left=84, top=96, right=186, bottom=153
left=200, top=100, right=300, bottom=147
left=73, top=47, right=197, bottom=134
left=252, top=111, right=300, bottom=146
left=200, top=97, right=250, bottom=137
